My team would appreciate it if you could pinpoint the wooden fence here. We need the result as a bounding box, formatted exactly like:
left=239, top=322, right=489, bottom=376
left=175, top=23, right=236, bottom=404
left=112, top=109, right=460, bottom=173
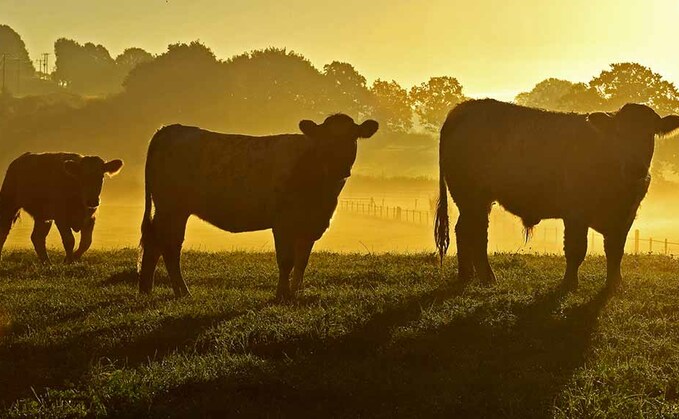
left=338, top=197, right=679, bottom=256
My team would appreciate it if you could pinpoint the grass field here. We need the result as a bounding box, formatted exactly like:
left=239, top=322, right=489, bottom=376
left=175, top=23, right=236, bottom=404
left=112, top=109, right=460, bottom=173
left=1, top=250, right=679, bottom=418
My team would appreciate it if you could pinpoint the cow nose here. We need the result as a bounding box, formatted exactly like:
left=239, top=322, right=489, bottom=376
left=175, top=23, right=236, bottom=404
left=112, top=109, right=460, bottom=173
left=87, top=198, right=100, bottom=208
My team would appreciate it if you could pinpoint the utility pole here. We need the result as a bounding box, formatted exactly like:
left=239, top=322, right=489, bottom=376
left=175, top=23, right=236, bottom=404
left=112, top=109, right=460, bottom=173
left=42, top=53, right=49, bottom=75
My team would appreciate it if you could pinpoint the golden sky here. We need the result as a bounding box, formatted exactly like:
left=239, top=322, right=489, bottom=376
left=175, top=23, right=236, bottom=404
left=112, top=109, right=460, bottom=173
left=2, top=0, right=678, bottom=99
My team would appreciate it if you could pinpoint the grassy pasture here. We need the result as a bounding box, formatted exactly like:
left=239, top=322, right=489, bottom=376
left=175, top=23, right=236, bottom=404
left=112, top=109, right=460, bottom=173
left=0, top=250, right=678, bottom=417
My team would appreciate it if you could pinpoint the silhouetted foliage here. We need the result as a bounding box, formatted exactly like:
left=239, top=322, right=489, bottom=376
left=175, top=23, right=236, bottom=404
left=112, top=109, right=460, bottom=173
left=0, top=25, right=36, bottom=95
left=4, top=21, right=679, bottom=189
left=54, top=39, right=153, bottom=97
left=53, top=39, right=120, bottom=96
left=556, top=82, right=604, bottom=113
left=369, top=79, right=413, bottom=133
left=222, top=48, right=331, bottom=132
left=323, top=61, right=370, bottom=118
left=515, top=78, right=603, bottom=113
left=115, top=48, right=154, bottom=74
left=410, top=76, right=466, bottom=132
left=590, top=63, right=679, bottom=115
left=122, top=41, right=225, bottom=125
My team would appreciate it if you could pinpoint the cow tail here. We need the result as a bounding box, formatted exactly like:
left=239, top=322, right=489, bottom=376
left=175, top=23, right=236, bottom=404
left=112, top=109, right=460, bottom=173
left=434, top=153, right=450, bottom=267
left=139, top=140, right=156, bottom=253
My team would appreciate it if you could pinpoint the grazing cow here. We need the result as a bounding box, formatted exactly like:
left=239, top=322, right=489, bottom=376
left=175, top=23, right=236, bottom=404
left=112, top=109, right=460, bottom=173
left=139, top=114, right=378, bottom=299
left=0, top=153, right=124, bottom=262
left=435, top=99, right=679, bottom=290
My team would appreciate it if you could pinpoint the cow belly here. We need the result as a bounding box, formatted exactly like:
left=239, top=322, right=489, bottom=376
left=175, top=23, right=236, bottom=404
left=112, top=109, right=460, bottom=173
left=193, top=204, right=274, bottom=233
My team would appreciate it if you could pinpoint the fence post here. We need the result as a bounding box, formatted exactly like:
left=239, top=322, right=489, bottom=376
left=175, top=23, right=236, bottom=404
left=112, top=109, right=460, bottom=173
left=649, top=237, right=653, bottom=253
left=634, top=229, right=640, bottom=254
left=665, top=238, right=668, bottom=255
left=396, top=206, right=402, bottom=221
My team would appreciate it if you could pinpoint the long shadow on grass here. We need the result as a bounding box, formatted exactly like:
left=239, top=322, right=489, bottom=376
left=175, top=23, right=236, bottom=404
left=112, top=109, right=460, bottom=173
left=0, top=305, right=265, bottom=408
left=134, top=284, right=612, bottom=418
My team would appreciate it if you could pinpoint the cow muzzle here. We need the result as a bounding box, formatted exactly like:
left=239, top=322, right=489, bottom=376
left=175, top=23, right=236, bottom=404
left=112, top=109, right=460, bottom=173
left=85, top=198, right=100, bottom=209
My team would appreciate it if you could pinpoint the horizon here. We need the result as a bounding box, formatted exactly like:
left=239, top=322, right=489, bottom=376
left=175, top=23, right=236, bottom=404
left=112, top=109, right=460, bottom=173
left=3, top=0, right=679, bottom=99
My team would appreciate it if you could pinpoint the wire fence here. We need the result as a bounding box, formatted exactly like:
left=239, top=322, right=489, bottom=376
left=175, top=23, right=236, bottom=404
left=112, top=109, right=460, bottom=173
left=338, top=197, right=679, bottom=256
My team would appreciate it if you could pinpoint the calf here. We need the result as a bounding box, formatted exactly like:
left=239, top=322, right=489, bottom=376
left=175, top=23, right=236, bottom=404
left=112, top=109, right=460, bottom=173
left=0, top=153, right=123, bottom=262
left=139, top=114, right=378, bottom=299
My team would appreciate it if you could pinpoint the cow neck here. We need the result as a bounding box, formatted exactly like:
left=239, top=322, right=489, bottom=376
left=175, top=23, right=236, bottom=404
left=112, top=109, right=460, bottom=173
left=310, top=139, right=346, bottom=186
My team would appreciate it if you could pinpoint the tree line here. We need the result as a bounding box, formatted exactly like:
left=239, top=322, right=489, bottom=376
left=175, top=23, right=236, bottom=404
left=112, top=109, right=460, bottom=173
left=1, top=23, right=679, bottom=182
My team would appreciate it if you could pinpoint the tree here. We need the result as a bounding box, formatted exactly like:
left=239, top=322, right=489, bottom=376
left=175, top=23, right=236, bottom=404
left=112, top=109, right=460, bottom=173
left=410, top=76, right=466, bottom=132
left=0, top=25, right=36, bottom=95
left=122, top=41, right=225, bottom=124
left=590, top=63, right=679, bottom=115
left=322, top=61, right=370, bottom=118
left=115, top=47, right=154, bottom=74
left=515, top=78, right=603, bottom=113
left=222, top=47, right=331, bottom=132
left=369, top=79, right=412, bottom=133
left=53, top=39, right=120, bottom=95
left=556, top=82, right=604, bottom=113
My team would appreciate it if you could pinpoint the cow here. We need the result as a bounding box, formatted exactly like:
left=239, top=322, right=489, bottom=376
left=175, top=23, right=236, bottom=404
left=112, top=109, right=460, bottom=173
left=0, top=153, right=124, bottom=263
left=138, top=114, right=379, bottom=299
left=435, top=99, right=679, bottom=290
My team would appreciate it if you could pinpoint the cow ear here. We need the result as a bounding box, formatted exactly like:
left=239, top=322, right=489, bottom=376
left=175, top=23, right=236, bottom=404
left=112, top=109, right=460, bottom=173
left=587, top=112, right=615, bottom=133
left=63, top=160, right=80, bottom=177
left=658, top=115, right=679, bottom=135
left=357, top=120, right=379, bottom=139
left=103, top=159, right=124, bottom=176
left=299, top=120, right=319, bottom=138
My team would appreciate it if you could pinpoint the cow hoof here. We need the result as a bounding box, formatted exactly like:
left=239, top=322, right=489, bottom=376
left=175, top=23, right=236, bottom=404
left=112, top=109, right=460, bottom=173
left=173, top=289, right=191, bottom=298
left=456, top=274, right=473, bottom=285
left=479, top=273, right=497, bottom=287
left=605, top=278, right=622, bottom=293
left=561, top=278, right=578, bottom=292
left=275, top=292, right=293, bottom=303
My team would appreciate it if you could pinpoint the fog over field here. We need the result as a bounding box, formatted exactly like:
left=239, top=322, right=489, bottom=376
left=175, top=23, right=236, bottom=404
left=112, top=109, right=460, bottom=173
left=4, top=2, right=679, bottom=418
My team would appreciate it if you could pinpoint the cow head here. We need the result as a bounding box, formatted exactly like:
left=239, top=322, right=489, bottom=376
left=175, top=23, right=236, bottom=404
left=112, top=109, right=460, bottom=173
left=298, top=114, right=379, bottom=179
left=587, top=104, right=679, bottom=179
left=64, top=156, right=124, bottom=209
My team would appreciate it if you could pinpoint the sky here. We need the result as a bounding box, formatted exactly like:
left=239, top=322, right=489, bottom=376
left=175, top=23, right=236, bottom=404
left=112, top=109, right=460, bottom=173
left=2, top=0, right=679, bottom=100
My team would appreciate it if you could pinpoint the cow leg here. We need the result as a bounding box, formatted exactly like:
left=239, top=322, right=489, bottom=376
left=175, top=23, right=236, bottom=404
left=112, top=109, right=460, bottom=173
left=273, top=230, right=294, bottom=301
left=454, top=214, right=475, bottom=283
left=603, top=230, right=626, bottom=291
left=0, top=205, right=19, bottom=260
left=562, top=219, right=588, bottom=290
left=156, top=211, right=190, bottom=298
left=290, top=238, right=315, bottom=295
left=56, top=221, right=76, bottom=263
left=468, top=202, right=496, bottom=285
left=31, top=220, right=52, bottom=263
left=73, top=218, right=95, bottom=261
left=139, top=226, right=161, bottom=295
left=456, top=200, right=495, bottom=284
